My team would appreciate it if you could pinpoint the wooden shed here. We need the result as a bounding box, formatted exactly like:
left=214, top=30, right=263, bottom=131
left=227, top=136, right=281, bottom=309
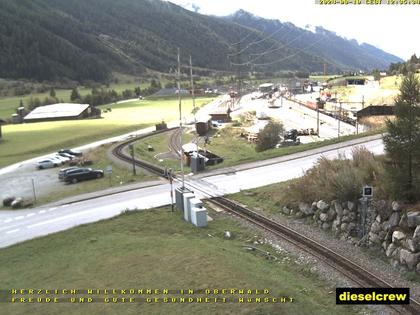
left=209, top=109, right=231, bottom=123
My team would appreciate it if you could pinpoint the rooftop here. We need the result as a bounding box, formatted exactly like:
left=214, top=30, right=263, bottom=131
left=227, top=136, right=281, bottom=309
left=24, top=103, right=90, bottom=121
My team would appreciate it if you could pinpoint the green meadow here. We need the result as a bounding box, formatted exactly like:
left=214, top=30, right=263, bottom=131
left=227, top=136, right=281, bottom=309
left=0, top=97, right=213, bottom=168
left=0, top=207, right=361, bottom=315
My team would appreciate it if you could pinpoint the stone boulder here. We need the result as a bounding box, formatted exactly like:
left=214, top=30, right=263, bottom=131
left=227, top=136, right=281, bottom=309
left=341, top=215, right=350, bottom=223
left=388, top=212, right=400, bottom=229
left=317, top=200, right=329, bottom=212
left=407, top=239, right=420, bottom=253
left=319, top=213, right=329, bottom=222
left=392, top=231, right=406, bottom=243
left=407, top=211, right=420, bottom=228
left=281, top=206, right=290, bottom=215
left=327, top=208, right=336, bottom=221
left=383, top=212, right=400, bottom=231
left=399, top=249, right=420, bottom=269
left=295, top=211, right=304, bottom=219
left=413, top=226, right=420, bottom=240
left=392, top=201, right=402, bottom=212
left=333, top=201, right=343, bottom=217
left=11, top=197, right=23, bottom=209
left=398, top=214, right=409, bottom=230
left=369, top=232, right=382, bottom=245
left=2, top=196, right=15, bottom=207
left=386, top=243, right=397, bottom=257
left=332, top=218, right=341, bottom=232
left=347, top=201, right=356, bottom=211
left=298, top=202, right=314, bottom=216
left=370, top=221, right=382, bottom=234
left=392, top=247, right=401, bottom=259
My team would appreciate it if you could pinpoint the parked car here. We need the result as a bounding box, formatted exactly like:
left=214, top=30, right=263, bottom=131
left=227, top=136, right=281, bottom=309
left=63, top=168, right=104, bottom=184
left=58, top=149, right=83, bottom=157
left=51, top=154, right=69, bottom=164
left=58, top=152, right=76, bottom=159
left=36, top=159, right=59, bottom=169
left=58, top=167, right=83, bottom=181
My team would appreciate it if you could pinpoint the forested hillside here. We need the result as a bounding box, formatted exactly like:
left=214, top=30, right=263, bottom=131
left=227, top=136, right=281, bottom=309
left=227, top=10, right=402, bottom=73
left=0, top=0, right=403, bottom=82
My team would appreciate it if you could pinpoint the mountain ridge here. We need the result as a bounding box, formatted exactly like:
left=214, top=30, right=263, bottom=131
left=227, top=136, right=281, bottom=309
left=0, top=1, right=403, bottom=82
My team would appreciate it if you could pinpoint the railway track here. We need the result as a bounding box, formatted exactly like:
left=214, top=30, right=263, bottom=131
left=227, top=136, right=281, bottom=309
left=168, top=128, right=182, bottom=158
left=208, top=197, right=420, bottom=315
left=112, top=129, right=420, bottom=314
left=112, top=128, right=177, bottom=177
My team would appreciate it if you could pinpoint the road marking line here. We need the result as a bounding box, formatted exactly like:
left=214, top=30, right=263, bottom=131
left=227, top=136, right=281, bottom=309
left=6, top=229, right=20, bottom=234
left=39, top=210, right=46, bottom=214
left=60, top=205, right=69, bottom=208
left=4, top=219, right=12, bottom=223
left=14, top=216, right=24, bottom=220
left=26, top=213, right=35, bottom=218
left=49, top=207, right=57, bottom=211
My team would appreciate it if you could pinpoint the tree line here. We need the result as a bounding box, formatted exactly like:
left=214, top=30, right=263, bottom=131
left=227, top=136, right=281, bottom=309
left=388, top=54, right=420, bottom=76
left=25, top=80, right=162, bottom=111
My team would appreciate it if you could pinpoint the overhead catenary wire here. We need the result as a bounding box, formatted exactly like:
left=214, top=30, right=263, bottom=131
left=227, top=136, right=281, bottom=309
left=229, top=31, right=256, bottom=47
left=227, top=26, right=285, bottom=57
left=227, top=25, right=343, bottom=73
left=250, top=37, right=325, bottom=67
left=248, top=26, right=302, bottom=56
left=230, top=31, right=310, bottom=66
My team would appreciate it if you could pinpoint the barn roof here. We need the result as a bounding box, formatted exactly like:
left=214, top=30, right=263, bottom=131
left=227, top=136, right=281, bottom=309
left=24, top=103, right=90, bottom=121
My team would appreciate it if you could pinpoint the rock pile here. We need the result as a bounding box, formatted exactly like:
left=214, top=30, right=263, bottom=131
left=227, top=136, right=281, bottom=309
left=281, top=199, right=420, bottom=273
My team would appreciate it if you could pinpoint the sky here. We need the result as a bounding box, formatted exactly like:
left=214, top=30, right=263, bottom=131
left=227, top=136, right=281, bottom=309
left=168, top=0, right=419, bottom=60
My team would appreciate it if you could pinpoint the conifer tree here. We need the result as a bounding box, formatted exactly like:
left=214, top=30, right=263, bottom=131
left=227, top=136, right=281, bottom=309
left=383, top=73, right=420, bottom=202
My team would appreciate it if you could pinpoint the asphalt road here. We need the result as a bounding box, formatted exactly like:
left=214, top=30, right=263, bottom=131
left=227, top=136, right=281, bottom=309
left=0, top=136, right=384, bottom=249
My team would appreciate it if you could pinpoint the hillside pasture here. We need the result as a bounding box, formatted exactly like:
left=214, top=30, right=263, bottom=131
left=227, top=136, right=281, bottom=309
left=0, top=97, right=212, bottom=168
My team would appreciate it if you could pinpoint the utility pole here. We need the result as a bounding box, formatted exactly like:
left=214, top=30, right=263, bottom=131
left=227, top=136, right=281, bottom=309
left=236, top=41, right=242, bottom=97
left=189, top=55, right=196, bottom=121
left=177, top=48, right=185, bottom=189
left=362, top=95, right=365, bottom=109
left=316, top=101, right=320, bottom=137
left=31, top=178, right=36, bottom=204
left=337, top=101, right=342, bottom=138
left=168, top=168, right=174, bottom=212
left=129, top=144, right=136, bottom=176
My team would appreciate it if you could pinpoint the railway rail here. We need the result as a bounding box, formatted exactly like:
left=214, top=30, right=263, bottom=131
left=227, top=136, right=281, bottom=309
left=112, top=128, right=420, bottom=314
left=168, top=128, right=182, bottom=158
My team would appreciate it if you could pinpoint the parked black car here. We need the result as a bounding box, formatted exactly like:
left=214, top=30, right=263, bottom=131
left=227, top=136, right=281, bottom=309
left=58, top=167, right=84, bottom=181
left=58, top=149, right=83, bottom=157
left=63, top=168, right=104, bottom=184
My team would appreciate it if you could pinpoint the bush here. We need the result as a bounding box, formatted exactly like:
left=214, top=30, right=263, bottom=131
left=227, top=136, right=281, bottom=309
left=255, top=121, right=283, bottom=152
left=283, top=147, right=388, bottom=204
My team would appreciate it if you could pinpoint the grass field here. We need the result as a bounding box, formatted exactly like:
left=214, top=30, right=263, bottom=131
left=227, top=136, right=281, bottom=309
left=134, top=130, right=194, bottom=172
left=0, top=97, right=213, bottom=168
left=0, top=80, right=151, bottom=118
left=0, top=88, right=93, bottom=118
left=0, top=207, right=361, bottom=315
left=132, top=127, right=382, bottom=173
left=309, top=75, right=340, bottom=83
left=229, top=181, right=295, bottom=215
left=379, top=74, right=420, bottom=90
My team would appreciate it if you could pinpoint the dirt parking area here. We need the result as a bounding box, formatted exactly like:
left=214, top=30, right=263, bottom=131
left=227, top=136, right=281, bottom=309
left=0, top=161, right=61, bottom=203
